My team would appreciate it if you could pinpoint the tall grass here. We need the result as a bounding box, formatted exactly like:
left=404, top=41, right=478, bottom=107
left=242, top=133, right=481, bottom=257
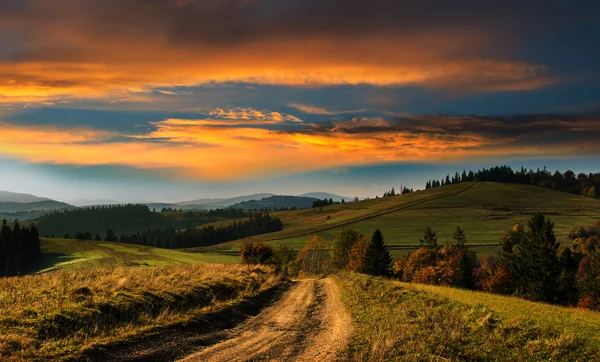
left=335, top=273, right=600, bottom=361
left=0, top=264, right=281, bottom=361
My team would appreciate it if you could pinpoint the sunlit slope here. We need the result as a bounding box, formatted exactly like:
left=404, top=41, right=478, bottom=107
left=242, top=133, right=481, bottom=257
left=37, top=238, right=239, bottom=273
left=405, top=281, right=600, bottom=344
left=187, top=182, right=600, bottom=257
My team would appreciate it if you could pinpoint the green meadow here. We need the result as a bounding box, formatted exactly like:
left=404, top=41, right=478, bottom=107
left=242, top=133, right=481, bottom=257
left=186, top=182, right=600, bottom=259
left=36, top=238, right=238, bottom=273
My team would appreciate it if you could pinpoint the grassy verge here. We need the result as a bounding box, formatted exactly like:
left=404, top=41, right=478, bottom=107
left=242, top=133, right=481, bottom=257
left=335, top=273, right=600, bottom=361
left=36, top=238, right=239, bottom=273
left=0, top=264, right=282, bottom=361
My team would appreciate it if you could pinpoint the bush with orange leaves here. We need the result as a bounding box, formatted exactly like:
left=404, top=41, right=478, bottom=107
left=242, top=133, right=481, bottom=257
left=394, top=244, right=478, bottom=289
left=347, top=235, right=370, bottom=273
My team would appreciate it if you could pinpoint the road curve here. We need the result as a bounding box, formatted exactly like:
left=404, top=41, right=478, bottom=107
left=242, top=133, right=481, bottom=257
left=179, top=278, right=351, bottom=362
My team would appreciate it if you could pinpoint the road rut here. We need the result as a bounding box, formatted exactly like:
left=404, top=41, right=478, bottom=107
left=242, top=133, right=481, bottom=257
left=179, top=278, right=351, bottom=362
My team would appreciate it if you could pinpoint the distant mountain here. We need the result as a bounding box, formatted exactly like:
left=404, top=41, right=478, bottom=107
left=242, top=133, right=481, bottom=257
left=299, top=192, right=352, bottom=202
left=0, top=190, right=51, bottom=203
left=0, top=191, right=72, bottom=213
left=69, top=199, right=123, bottom=207
left=229, top=195, right=318, bottom=210
left=0, top=200, right=73, bottom=213
left=176, top=193, right=276, bottom=208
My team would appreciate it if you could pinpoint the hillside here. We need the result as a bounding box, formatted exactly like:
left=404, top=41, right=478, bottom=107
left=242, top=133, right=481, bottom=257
left=176, top=193, right=275, bottom=208
left=299, top=192, right=351, bottom=202
left=36, top=238, right=238, bottom=273
left=0, top=200, right=73, bottom=214
left=0, top=190, right=52, bottom=203
left=185, top=182, right=600, bottom=258
left=228, top=195, right=318, bottom=210
left=336, top=273, right=600, bottom=360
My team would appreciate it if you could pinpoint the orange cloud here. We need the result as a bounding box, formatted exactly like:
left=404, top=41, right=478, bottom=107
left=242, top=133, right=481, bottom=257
left=1, top=113, right=597, bottom=181
left=287, top=103, right=369, bottom=115
left=0, top=1, right=558, bottom=105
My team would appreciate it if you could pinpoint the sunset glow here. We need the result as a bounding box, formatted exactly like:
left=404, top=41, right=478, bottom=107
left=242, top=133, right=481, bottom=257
left=0, top=0, right=599, bottom=201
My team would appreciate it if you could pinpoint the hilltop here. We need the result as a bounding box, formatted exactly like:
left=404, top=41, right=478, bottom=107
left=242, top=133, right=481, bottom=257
left=228, top=195, right=318, bottom=210
left=186, top=182, right=600, bottom=257
left=0, top=190, right=73, bottom=216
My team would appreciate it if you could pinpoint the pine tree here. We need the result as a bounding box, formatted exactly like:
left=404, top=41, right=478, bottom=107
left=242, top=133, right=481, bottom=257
left=513, top=213, right=560, bottom=302
left=452, top=226, right=467, bottom=248
left=365, top=229, right=392, bottom=276
left=419, top=226, right=438, bottom=249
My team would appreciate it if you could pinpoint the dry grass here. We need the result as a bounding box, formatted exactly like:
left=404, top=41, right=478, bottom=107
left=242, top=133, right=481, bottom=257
left=335, top=273, right=600, bottom=361
left=0, top=264, right=281, bottom=361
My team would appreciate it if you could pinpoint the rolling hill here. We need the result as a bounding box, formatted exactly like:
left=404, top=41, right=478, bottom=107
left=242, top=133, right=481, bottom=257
left=228, top=195, right=319, bottom=210
left=36, top=238, right=238, bottom=273
left=176, top=193, right=275, bottom=208
left=298, top=192, right=351, bottom=202
left=185, top=182, right=600, bottom=258
left=0, top=190, right=73, bottom=214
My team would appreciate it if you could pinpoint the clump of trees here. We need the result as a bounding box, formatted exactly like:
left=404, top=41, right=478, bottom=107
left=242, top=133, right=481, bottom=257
left=116, top=213, right=283, bottom=249
left=312, top=198, right=336, bottom=208
left=393, top=214, right=600, bottom=310
left=37, top=204, right=249, bottom=238
left=425, top=165, right=600, bottom=198
left=0, top=220, right=41, bottom=277
left=330, top=228, right=392, bottom=276
left=394, top=226, right=478, bottom=289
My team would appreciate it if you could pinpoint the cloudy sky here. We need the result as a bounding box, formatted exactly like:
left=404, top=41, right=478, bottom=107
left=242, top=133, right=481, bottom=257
left=1, top=0, right=599, bottom=203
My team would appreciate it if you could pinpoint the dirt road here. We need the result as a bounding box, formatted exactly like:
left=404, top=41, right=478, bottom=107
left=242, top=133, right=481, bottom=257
left=179, top=278, right=351, bottom=362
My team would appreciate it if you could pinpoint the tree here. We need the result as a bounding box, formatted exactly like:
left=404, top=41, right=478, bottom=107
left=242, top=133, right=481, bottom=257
left=240, top=239, right=273, bottom=266
left=364, top=229, right=392, bottom=276
left=297, top=235, right=329, bottom=276
left=579, top=248, right=600, bottom=310
left=419, top=226, right=438, bottom=249
left=347, top=235, right=370, bottom=273
left=330, top=229, right=360, bottom=270
left=104, top=229, right=117, bottom=242
left=512, top=213, right=560, bottom=302
left=452, top=226, right=467, bottom=248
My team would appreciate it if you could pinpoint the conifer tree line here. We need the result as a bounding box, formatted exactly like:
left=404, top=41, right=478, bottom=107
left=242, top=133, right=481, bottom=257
left=425, top=165, right=600, bottom=197
left=36, top=204, right=248, bottom=238
left=113, top=213, right=283, bottom=249
left=0, top=220, right=40, bottom=277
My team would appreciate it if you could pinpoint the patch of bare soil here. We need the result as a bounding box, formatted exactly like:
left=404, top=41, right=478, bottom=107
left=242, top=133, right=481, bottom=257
left=180, top=278, right=352, bottom=362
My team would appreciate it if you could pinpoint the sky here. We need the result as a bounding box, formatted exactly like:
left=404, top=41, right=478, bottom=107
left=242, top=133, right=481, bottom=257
left=1, top=0, right=600, bottom=203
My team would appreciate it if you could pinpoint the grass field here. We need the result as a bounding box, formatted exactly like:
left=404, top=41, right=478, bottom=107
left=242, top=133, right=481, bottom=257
left=335, top=273, right=600, bottom=361
left=0, top=264, right=281, bottom=361
left=37, top=238, right=239, bottom=273
left=185, top=182, right=600, bottom=259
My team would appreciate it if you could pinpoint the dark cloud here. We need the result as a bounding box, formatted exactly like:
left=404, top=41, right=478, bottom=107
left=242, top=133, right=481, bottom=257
left=292, top=113, right=600, bottom=146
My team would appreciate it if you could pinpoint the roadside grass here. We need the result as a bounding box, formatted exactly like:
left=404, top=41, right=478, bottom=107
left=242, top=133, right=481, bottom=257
left=186, top=183, right=600, bottom=260
left=404, top=282, right=600, bottom=344
left=335, top=273, right=600, bottom=361
left=0, top=264, right=281, bottom=361
left=37, top=238, right=238, bottom=273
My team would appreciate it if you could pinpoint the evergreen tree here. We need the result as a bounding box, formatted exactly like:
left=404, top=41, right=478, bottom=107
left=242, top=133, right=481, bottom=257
left=513, top=213, right=560, bottom=302
left=419, top=226, right=439, bottom=249
left=456, top=252, right=476, bottom=289
left=365, top=229, right=392, bottom=276
left=557, top=247, right=579, bottom=305
left=452, top=226, right=467, bottom=248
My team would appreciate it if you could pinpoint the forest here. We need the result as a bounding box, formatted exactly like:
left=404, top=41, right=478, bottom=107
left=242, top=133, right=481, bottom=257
left=36, top=204, right=248, bottom=238
left=0, top=221, right=40, bottom=277
left=426, top=165, right=600, bottom=197
left=112, top=212, right=283, bottom=249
